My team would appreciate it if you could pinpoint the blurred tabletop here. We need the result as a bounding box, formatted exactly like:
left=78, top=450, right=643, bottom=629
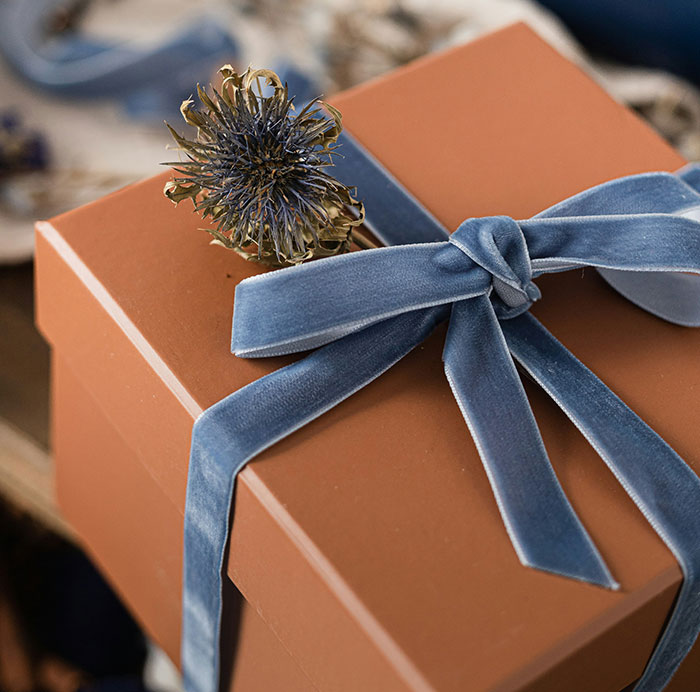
left=0, top=261, right=67, bottom=536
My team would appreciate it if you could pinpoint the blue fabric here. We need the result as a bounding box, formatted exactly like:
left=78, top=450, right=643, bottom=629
left=329, top=132, right=447, bottom=246
left=0, top=0, right=238, bottom=119
left=537, top=0, right=700, bottom=88
left=184, top=129, right=700, bottom=692
left=0, top=0, right=317, bottom=121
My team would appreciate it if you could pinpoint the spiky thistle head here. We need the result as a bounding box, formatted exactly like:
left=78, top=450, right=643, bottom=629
left=163, top=66, right=365, bottom=266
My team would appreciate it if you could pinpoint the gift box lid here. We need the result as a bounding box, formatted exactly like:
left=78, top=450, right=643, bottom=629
left=35, top=22, right=700, bottom=692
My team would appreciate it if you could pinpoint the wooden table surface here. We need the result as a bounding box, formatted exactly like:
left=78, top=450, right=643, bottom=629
left=0, top=261, right=69, bottom=536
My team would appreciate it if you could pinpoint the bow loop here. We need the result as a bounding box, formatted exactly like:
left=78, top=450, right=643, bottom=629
left=450, top=216, right=540, bottom=318
left=232, top=241, right=492, bottom=357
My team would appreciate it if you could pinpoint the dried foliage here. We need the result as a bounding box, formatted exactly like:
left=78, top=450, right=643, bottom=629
left=325, top=2, right=461, bottom=92
left=164, top=66, right=364, bottom=266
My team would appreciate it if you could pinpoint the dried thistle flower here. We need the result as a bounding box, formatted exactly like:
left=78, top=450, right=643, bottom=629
left=163, top=66, right=366, bottom=266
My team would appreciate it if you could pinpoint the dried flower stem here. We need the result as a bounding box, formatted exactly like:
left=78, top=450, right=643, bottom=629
left=350, top=229, right=378, bottom=251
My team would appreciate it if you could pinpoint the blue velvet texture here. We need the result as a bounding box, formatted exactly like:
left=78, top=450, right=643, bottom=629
left=0, top=0, right=239, bottom=118
left=183, top=131, right=700, bottom=692
left=0, top=1, right=323, bottom=119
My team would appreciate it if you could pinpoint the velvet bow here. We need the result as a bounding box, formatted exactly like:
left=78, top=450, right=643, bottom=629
left=183, top=134, right=700, bottom=692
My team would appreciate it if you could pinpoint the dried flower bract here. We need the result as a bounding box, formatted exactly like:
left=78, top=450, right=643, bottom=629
left=163, top=66, right=365, bottom=266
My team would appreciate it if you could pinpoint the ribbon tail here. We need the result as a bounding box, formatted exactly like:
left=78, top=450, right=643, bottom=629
left=503, top=312, right=700, bottom=692
left=182, top=305, right=448, bottom=692
left=443, top=296, right=617, bottom=589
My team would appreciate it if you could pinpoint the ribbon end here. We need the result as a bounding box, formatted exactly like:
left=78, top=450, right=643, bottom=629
left=520, top=555, right=620, bottom=591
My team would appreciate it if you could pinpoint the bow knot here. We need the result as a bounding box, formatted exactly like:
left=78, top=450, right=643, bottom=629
left=450, top=216, right=540, bottom=319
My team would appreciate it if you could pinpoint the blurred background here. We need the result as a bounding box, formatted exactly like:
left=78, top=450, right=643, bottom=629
left=1, top=1, right=699, bottom=690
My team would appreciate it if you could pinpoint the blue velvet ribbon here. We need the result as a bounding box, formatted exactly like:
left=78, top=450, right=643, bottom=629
left=0, top=1, right=322, bottom=119
left=183, top=131, right=700, bottom=692
left=0, top=0, right=239, bottom=118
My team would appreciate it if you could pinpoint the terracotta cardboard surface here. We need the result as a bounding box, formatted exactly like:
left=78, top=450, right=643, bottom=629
left=51, top=354, right=316, bottom=692
left=36, top=23, right=700, bottom=692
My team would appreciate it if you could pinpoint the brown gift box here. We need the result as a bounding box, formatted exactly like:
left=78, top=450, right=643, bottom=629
left=35, top=23, right=700, bottom=692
